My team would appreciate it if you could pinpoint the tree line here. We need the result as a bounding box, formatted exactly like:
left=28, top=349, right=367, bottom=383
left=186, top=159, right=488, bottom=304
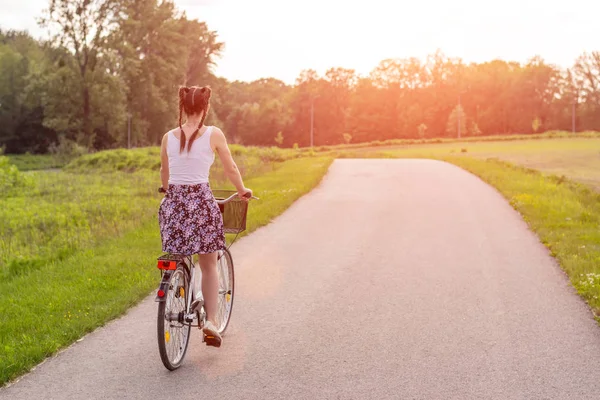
left=1, top=0, right=599, bottom=154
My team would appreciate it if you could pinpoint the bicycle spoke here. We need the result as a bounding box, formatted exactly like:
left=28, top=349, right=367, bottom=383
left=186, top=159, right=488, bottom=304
left=160, top=268, right=190, bottom=367
left=213, top=250, right=234, bottom=333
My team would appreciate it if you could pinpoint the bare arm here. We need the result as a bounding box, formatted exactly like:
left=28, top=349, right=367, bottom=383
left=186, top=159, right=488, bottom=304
left=211, top=128, right=251, bottom=199
left=160, top=133, right=169, bottom=190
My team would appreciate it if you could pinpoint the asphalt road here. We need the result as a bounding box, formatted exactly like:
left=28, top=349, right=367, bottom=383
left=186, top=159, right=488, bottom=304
left=3, top=159, right=600, bottom=400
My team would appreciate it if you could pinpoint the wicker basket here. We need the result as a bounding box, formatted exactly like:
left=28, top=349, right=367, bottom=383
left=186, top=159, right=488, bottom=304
left=212, top=189, right=248, bottom=234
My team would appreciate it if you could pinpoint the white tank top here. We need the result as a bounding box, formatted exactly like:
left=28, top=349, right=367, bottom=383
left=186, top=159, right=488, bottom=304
left=167, top=126, right=214, bottom=185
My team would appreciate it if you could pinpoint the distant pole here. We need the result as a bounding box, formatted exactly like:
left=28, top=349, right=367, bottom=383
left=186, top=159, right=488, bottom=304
left=127, top=114, right=131, bottom=149
left=310, top=98, right=314, bottom=148
left=457, top=94, right=461, bottom=139
left=572, top=100, right=576, bottom=133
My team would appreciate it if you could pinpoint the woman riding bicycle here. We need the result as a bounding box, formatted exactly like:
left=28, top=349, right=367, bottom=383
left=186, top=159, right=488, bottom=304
left=158, top=85, right=251, bottom=347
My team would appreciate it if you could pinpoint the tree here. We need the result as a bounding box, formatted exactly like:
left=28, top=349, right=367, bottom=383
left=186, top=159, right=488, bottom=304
left=0, top=30, right=57, bottom=153
left=446, top=104, right=467, bottom=138
left=469, top=122, right=482, bottom=136
left=573, top=52, right=600, bottom=130
left=180, top=19, right=224, bottom=86
left=322, top=68, right=356, bottom=144
left=0, top=43, right=28, bottom=147
left=40, top=0, right=120, bottom=146
left=345, top=77, right=386, bottom=143
left=532, top=117, right=542, bottom=133
left=342, top=133, right=352, bottom=144
left=112, top=0, right=185, bottom=146
left=31, top=55, right=82, bottom=137
left=417, top=123, right=427, bottom=138
left=274, top=131, right=283, bottom=146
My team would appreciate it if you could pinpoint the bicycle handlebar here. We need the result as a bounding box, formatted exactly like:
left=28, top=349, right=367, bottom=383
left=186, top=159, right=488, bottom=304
left=157, top=187, right=258, bottom=203
left=214, top=192, right=259, bottom=204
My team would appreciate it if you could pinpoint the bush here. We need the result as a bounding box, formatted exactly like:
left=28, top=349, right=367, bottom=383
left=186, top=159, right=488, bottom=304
left=0, top=156, right=32, bottom=196
left=48, top=136, right=89, bottom=165
left=274, top=131, right=284, bottom=146
left=470, top=122, right=482, bottom=136
left=532, top=117, right=542, bottom=133
left=259, top=147, right=286, bottom=163
left=65, top=147, right=160, bottom=173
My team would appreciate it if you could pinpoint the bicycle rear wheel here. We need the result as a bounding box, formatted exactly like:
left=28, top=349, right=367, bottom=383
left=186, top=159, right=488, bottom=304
left=157, top=264, right=191, bottom=370
left=215, top=249, right=234, bottom=334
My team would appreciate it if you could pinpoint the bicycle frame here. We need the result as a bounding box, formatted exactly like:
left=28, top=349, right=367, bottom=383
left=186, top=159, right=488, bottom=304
left=184, top=258, right=206, bottom=326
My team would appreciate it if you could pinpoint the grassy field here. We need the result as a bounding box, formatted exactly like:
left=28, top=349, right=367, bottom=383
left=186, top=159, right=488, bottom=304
left=6, top=154, right=67, bottom=171
left=333, top=137, right=600, bottom=191
left=311, top=130, right=600, bottom=152
left=1, top=145, right=309, bottom=275
left=0, top=148, right=332, bottom=386
left=1, top=169, right=158, bottom=277
left=456, top=139, right=600, bottom=191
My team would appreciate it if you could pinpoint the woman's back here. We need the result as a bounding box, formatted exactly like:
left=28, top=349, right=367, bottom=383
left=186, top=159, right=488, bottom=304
left=167, top=126, right=214, bottom=185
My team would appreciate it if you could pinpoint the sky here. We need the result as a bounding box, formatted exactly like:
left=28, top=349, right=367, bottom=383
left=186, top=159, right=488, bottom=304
left=1, top=0, right=599, bottom=84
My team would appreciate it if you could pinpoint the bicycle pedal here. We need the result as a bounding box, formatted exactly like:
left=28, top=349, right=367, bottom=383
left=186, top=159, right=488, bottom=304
left=203, top=335, right=222, bottom=348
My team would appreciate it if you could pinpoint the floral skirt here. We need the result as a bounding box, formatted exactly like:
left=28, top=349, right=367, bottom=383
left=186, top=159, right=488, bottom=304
left=158, top=183, right=226, bottom=255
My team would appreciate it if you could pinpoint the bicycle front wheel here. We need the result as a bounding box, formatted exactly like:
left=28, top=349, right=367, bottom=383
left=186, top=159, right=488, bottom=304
left=215, top=249, right=235, bottom=334
left=157, top=264, right=191, bottom=370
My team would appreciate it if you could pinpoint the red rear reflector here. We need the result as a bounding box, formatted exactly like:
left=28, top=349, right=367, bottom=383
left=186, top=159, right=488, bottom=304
left=157, top=261, right=176, bottom=270
left=157, top=289, right=165, bottom=298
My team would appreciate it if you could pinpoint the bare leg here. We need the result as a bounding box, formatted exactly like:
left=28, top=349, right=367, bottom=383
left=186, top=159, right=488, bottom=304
left=198, top=252, right=219, bottom=325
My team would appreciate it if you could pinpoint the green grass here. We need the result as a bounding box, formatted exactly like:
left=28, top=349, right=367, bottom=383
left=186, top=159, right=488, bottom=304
left=310, top=130, right=600, bottom=152
left=0, top=146, right=306, bottom=278
left=65, top=144, right=305, bottom=174
left=1, top=171, right=158, bottom=277
left=456, top=139, right=600, bottom=191
left=0, top=155, right=332, bottom=387
left=6, top=154, right=66, bottom=171
left=443, top=156, right=600, bottom=321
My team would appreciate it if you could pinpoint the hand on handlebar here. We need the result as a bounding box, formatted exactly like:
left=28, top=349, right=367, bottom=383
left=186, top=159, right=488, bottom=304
left=238, top=188, right=252, bottom=202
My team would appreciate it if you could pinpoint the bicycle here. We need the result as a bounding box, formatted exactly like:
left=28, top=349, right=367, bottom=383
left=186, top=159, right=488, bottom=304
left=154, top=189, right=257, bottom=370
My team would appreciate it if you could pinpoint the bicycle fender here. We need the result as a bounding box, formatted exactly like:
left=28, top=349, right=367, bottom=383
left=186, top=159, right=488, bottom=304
left=155, top=272, right=172, bottom=302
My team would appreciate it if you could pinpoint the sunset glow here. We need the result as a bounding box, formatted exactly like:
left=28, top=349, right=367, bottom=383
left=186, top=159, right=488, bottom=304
left=1, top=0, right=599, bottom=83
left=179, top=0, right=598, bottom=83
